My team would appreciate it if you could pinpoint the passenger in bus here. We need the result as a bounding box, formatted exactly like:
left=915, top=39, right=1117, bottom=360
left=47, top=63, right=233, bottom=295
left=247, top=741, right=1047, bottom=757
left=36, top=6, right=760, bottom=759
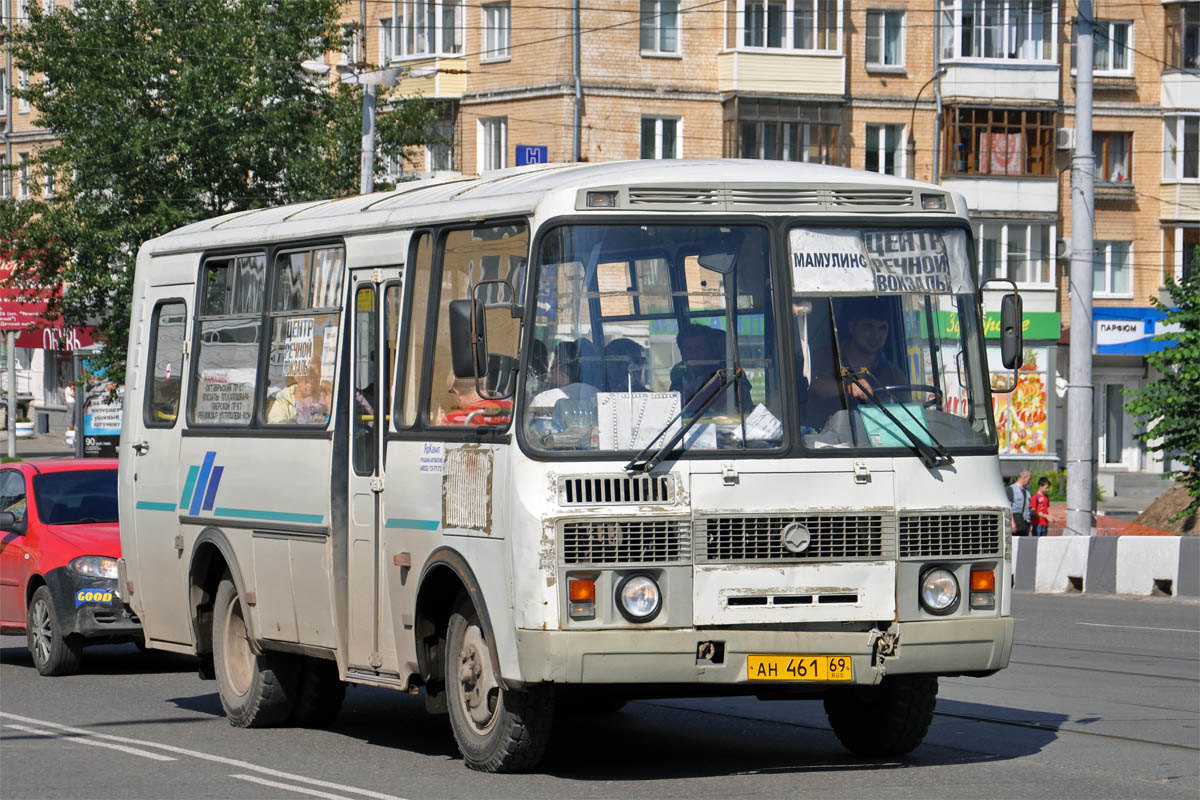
left=670, top=323, right=748, bottom=415
left=603, top=338, right=649, bottom=393
left=808, top=297, right=905, bottom=425
left=436, top=377, right=513, bottom=426
left=267, top=363, right=330, bottom=425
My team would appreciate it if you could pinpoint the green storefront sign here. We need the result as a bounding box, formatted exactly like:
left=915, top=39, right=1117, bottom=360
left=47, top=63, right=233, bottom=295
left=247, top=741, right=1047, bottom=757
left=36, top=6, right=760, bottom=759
left=935, top=310, right=1061, bottom=340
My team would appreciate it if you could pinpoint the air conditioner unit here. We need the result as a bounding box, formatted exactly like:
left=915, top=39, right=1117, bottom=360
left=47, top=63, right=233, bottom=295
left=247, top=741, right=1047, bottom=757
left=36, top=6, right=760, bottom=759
left=1055, top=128, right=1076, bottom=151
left=1055, top=237, right=1069, bottom=259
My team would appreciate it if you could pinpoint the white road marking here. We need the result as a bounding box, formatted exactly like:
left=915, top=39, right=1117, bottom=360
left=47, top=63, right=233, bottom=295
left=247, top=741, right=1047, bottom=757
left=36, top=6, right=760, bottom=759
left=1076, top=622, right=1199, bottom=634
left=231, top=774, right=355, bottom=800
left=0, top=712, right=406, bottom=800
left=5, top=723, right=177, bottom=761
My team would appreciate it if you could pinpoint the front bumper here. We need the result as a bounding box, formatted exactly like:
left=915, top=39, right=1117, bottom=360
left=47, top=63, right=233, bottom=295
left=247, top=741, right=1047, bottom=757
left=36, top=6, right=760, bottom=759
left=45, top=567, right=142, bottom=639
left=514, top=616, right=1013, bottom=687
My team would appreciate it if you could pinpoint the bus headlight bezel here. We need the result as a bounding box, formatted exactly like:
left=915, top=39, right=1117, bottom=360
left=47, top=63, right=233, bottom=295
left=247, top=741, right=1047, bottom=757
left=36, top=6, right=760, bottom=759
left=615, top=573, right=662, bottom=623
left=919, top=567, right=960, bottom=615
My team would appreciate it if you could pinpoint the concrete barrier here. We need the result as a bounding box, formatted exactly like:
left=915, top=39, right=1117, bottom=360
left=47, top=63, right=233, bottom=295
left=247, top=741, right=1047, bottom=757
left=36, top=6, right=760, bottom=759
left=1012, top=536, right=1198, bottom=598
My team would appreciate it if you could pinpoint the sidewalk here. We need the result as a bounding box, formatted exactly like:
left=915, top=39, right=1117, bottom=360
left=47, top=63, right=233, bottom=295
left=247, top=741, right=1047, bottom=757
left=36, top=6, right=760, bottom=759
left=2, top=428, right=78, bottom=460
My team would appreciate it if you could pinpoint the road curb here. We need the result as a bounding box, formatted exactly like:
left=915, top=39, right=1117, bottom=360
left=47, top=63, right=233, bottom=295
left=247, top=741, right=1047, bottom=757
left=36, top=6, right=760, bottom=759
left=1013, top=536, right=1197, bottom=598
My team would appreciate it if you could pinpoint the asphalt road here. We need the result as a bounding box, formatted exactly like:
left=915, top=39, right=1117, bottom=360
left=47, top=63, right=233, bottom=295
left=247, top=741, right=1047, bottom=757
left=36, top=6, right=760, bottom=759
left=2, top=593, right=1197, bottom=799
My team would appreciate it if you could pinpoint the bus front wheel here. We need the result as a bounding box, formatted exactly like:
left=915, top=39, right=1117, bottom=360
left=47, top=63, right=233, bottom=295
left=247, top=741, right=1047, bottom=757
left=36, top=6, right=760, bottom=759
left=445, top=599, right=554, bottom=772
left=823, top=675, right=938, bottom=756
left=212, top=573, right=299, bottom=727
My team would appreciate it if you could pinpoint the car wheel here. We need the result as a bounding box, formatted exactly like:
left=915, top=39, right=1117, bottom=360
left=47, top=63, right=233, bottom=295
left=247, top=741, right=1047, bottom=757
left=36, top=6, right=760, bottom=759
left=445, top=598, right=554, bottom=772
left=26, top=585, right=83, bottom=677
left=212, top=572, right=298, bottom=727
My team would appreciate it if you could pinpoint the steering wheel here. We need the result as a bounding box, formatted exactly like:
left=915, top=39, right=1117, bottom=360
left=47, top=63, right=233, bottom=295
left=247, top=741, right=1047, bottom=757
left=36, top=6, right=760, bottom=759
left=880, top=384, right=943, bottom=410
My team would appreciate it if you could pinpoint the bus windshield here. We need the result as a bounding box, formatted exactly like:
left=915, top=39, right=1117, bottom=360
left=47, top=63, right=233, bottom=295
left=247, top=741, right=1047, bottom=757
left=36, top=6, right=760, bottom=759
left=523, top=223, right=785, bottom=454
left=791, top=226, right=995, bottom=453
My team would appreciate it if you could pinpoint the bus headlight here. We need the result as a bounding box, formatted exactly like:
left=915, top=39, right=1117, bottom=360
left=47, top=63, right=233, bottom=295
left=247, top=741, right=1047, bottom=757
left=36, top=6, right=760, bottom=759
left=919, top=568, right=959, bottom=615
left=615, top=574, right=662, bottom=623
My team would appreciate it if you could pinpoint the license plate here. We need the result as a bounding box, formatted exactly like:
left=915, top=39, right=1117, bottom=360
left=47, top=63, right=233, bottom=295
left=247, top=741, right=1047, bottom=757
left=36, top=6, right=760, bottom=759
left=747, top=654, right=853, bottom=681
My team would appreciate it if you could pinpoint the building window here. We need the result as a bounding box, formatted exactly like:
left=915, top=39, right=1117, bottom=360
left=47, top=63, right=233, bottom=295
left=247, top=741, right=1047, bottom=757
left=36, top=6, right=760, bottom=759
left=0, top=71, right=6, bottom=115
left=640, top=0, right=679, bottom=54
left=1093, top=241, right=1131, bottom=296
left=442, top=0, right=464, bottom=54
left=1165, top=115, right=1199, bottom=181
left=943, top=106, right=1055, bottom=177
left=1092, top=132, right=1131, bottom=184
left=0, top=157, right=8, bottom=197
left=382, top=1, right=463, bottom=60
left=940, top=0, right=1055, bottom=62
left=1072, top=20, right=1131, bottom=74
left=724, top=98, right=845, bottom=164
left=865, top=10, right=903, bottom=68
left=864, top=123, right=903, bottom=175
left=482, top=3, right=511, bottom=61
left=478, top=117, right=507, bottom=171
left=742, top=0, right=840, bottom=52
left=1166, top=1, right=1199, bottom=70
left=340, top=25, right=362, bottom=65
left=17, top=155, right=29, bottom=199
left=18, top=70, right=30, bottom=113
left=427, top=118, right=455, bottom=172
left=641, top=117, right=680, bottom=159
left=42, top=165, right=55, bottom=198
left=974, top=221, right=1054, bottom=285
left=380, top=17, right=396, bottom=62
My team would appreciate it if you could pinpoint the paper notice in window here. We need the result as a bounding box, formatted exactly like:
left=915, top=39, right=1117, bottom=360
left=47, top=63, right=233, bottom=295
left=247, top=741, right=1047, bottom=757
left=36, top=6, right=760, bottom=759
left=728, top=404, right=784, bottom=444
left=597, top=392, right=681, bottom=450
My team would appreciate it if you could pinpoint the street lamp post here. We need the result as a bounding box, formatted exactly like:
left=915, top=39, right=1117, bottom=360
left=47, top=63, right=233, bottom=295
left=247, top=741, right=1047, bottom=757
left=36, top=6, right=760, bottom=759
left=907, top=67, right=947, bottom=181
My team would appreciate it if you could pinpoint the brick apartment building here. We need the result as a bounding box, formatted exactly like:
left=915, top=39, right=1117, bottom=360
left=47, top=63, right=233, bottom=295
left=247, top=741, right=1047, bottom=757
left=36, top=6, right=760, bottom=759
left=2, top=0, right=1198, bottom=474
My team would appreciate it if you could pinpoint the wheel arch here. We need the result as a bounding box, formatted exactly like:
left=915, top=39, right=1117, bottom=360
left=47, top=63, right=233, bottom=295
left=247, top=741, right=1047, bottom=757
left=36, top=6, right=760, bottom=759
left=414, top=546, right=505, bottom=690
left=189, top=527, right=256, bottom=655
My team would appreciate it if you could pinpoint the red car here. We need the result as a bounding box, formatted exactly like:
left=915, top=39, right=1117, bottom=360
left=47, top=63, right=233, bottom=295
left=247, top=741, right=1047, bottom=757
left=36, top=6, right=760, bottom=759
left=0, top=458, right=140, bottom=675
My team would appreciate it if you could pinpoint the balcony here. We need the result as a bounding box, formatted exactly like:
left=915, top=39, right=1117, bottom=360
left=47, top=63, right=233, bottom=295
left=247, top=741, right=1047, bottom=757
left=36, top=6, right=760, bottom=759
left=391, top=56, right=468, bottom=99
left=717, top=51, right=844, bottom=96
left=1162, top=71, right=1200, bottom=111
left=941, top=177, right=1058, bottom=214
left=941, top=63, right=1059, bottom=103
left=1160, top=183, right=1200, bottom=222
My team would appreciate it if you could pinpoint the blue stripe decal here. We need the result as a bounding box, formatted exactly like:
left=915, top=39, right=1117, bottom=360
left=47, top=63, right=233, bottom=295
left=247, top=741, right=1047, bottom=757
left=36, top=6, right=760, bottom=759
left=189, top=451, right=217, bottom=516
left=385, top=518, right=440, bottom=531
left=179, top=465, right=200, bottom=510
left=136, top=501, right=177, bottom=512
left=201, top=466, right=224, bottom=512
left=213, top=507, right=325, bottom=525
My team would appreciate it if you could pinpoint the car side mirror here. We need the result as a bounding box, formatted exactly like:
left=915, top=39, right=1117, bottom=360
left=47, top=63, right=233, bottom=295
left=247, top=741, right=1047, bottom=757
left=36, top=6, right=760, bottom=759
left=449, top=299, right=487, bottom=380
left=999, top=292, right=1024, bottom=371
left=0, top=510, right=26, bottom=535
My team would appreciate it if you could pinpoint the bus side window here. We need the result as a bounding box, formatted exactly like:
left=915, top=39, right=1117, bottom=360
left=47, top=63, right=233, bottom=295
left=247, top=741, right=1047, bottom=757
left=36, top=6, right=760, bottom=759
left=396, top=233, right=434, bottom=428
left=427, top=224, right=527, bottom=427
left=190, top=254, right=266, bottom=427
left=144, top=301, right=186, bottom=427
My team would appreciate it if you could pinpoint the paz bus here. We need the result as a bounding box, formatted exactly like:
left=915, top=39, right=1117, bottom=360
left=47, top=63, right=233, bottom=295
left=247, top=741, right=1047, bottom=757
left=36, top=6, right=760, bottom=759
left=118, top=159, right=1022, bottom=772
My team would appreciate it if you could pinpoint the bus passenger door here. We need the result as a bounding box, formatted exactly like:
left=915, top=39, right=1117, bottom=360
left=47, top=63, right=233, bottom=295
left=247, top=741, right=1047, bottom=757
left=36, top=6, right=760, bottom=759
left=345, top=268, right=402, bottom=673
left=126, top=292, right=191, bottom=645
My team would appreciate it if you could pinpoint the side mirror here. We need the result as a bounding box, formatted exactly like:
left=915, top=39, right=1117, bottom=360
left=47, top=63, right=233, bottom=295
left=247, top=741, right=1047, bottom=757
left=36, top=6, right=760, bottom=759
left=0, top=510, right=26, bottom=535
left=1000, top=292, right=1024, bottom=371
left=449, top=299, right=487, bottom=380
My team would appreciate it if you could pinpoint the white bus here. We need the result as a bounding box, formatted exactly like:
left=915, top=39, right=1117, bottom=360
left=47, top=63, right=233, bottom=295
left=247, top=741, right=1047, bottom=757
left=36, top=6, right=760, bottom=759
left=119, top=160, right=1022, bottom=772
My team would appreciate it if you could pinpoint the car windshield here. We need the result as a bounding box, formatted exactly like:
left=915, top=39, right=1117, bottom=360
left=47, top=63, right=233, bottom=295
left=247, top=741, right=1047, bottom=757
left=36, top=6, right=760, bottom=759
left=790, top=226, right=995, bottom=452
left=32, top=470, right=119, bottom=525
left=523, top=223, right=785, bottom=454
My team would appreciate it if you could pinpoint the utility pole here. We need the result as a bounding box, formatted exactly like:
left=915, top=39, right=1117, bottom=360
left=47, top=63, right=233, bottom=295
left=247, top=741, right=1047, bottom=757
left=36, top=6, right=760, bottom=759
left=1066, top=1, right=1096, bottom=536
left=572, top=0, right=582, bottom=162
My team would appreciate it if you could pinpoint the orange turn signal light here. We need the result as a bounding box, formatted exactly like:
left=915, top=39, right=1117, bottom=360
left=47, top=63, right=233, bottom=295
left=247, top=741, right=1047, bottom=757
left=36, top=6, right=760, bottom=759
left=970, top=569, right=995, bottom=592
left=569, top=577, right=596, bottom=604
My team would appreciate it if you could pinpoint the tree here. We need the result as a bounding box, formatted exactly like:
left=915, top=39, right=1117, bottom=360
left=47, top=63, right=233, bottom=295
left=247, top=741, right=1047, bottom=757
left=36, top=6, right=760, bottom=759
left=1126, top=256, right=1200, bottom=522
left=3, top=0, right=439, bottom=382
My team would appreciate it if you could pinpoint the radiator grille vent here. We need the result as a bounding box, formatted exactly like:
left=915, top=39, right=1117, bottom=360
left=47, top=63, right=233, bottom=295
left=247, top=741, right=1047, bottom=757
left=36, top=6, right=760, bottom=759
left=558, top=475, right=676, bottom=506
left=899, top=512, right=1003, bottom=558
left=619, top=185, right=931, bottom=213
left=698, top=514, right=887, bottom=562
left=628, top=187, right=722, bottom=206
left=561, top=519, right=691, bottom=565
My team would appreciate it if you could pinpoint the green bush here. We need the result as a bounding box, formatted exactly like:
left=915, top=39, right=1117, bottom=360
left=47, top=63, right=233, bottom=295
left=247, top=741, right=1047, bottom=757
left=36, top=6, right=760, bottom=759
left=1025, top=468, right=1104, bottom=503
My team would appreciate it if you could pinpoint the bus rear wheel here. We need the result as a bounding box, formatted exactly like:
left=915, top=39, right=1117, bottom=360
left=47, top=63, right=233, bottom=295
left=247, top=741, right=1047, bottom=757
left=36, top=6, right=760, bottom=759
left=445, top=599, right=554, bottom=772
left=823, top=675, right=938, bottom=757
left=290, top=656, right=346, bottom=727
left=212, top=573, right=298, bottom=727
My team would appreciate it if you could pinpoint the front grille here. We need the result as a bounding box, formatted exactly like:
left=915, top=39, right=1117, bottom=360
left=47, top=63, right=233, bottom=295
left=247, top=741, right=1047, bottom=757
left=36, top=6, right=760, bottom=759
left=558, top=475, right=676, bottom=506
left=561, top=519, right=690, bottom=565
left=899, top=512, right=1003, bottom=558
left=698, top=514, right=886, bottom=562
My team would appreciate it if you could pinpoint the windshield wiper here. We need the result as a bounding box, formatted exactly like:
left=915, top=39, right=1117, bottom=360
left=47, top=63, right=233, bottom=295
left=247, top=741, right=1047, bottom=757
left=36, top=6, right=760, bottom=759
left=625, top=367, right=742, bottom=474
left=841, top=370, right=953, bottom=469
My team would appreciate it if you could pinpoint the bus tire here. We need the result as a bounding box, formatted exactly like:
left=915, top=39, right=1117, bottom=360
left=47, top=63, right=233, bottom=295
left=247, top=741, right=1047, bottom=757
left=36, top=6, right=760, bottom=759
left=445, top=599, right=554, bottom=772
left=290, top=657, right=346, bottom=727
left=823, top=675, right=938, bottom=757
left=212, top=573, right=298, bottom=728
left=27, top=585, right=83, bottom=676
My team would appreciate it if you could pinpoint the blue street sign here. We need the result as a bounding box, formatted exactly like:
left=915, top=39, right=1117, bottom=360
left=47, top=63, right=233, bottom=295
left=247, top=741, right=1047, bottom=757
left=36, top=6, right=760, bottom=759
left=516, top=145, right=548, bottom=166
